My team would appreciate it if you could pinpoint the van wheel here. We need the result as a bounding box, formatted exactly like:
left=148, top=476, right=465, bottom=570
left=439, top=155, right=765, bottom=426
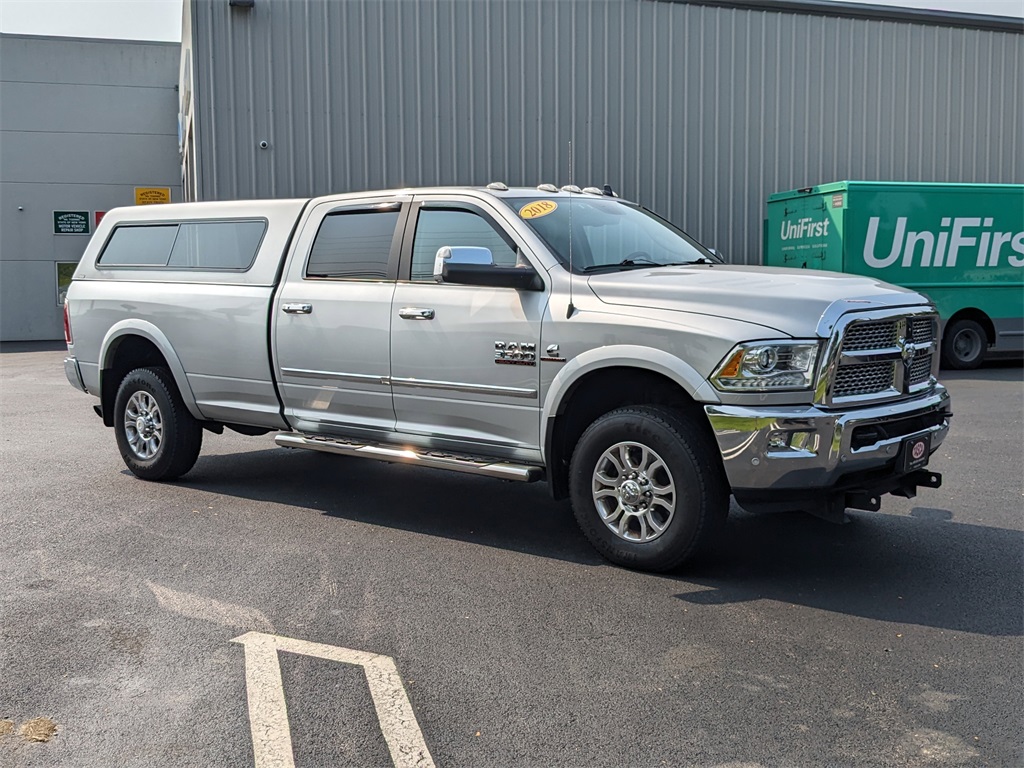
left=569, top=405, right=728, bottom=572
left=114, top=367, right=202, bottom=480
left=941, top=318, right=986, bottom=370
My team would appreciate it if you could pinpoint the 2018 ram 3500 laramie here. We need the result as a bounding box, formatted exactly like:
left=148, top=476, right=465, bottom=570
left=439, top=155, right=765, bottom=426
left=63, top=186, right=951, bottom=571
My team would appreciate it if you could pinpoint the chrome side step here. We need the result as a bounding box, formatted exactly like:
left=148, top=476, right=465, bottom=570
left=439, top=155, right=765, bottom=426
left=274, top=433, right=543, bottom=482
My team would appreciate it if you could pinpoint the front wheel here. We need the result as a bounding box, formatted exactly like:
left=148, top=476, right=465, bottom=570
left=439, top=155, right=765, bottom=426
left=569, top=405, right=728, bottom=572
left=941, top=318, right=987, bottom=370
left=114, top=366, right=202, bottom=480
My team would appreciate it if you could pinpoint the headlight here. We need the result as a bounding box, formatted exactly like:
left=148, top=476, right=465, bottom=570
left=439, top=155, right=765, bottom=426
left=711, top=341, right=820, bottom=391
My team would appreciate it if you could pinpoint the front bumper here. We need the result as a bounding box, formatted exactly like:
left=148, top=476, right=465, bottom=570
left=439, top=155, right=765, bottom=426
left=705, top=384, right=951, bottom=498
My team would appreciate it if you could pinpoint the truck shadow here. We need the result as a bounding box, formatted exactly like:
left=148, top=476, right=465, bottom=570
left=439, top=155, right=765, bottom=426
left=181, top=447, right=1022, bottom=638
left=679, top=506, right=1023, bottom=637
left=179, top=447, right=600, bottom=564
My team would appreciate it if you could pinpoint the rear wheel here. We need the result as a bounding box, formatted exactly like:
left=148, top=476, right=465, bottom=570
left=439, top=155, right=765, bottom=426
left=941, top=318, right=986, bottom=370
left=114, top=366, right=202, bottom=480
left=569, top=405, right=728, bottom=572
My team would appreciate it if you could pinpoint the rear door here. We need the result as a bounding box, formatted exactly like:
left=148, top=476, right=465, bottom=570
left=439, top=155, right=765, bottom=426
left=389, top=195, right=548, bottom=459
left=768, top=190, right=842, bottom=271
left=274, top=196, right=407, bottom=436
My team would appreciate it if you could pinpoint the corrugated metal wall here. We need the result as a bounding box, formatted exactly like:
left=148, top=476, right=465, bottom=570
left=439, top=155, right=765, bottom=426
left=187, top=0, right=1023, bottom=264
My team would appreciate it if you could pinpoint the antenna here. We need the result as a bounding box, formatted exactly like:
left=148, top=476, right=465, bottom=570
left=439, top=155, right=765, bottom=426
left=566, top=140, right=576, bottom=319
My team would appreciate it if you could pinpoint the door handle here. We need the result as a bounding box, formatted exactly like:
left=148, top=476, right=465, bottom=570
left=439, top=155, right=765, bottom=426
left=398, top=307, right=435, bottom=320
left=282, top=303, right=313, bottom=314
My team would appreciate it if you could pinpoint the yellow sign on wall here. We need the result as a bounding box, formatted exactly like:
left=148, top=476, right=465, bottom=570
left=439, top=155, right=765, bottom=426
left=135, top=187, right=172, bottom=205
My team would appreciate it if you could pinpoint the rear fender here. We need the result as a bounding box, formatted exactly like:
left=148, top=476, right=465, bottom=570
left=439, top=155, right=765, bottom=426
left=99, top=321, right=203, bottom=421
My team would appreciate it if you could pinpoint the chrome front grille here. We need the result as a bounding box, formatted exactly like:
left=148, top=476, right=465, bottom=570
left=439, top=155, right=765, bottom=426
left=909, top=352, right=933, bottom=384
left=842, top=320, right=898, bottom=351
left=833, top=360, right=895, bottom=398
left=909, top=317, right=934, bottom=344
left=823, top=311, right=938, bottom=405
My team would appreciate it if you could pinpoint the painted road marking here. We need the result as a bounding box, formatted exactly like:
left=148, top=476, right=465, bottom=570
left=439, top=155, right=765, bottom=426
left=232, top=632, right=435, bottom=768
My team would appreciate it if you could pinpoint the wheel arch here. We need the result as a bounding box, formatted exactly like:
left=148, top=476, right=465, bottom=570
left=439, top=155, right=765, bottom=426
left=542, top=347, right=721, bottom=500
left=99, top=322, right=201, bottom=426
left=943, top=307, right=995, bottom=346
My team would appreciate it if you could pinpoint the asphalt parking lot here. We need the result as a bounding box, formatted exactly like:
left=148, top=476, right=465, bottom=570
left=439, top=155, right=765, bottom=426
left=1, top=343, right=1021, bottom=767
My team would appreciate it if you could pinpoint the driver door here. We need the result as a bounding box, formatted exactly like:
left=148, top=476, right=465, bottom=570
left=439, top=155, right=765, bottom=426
left=389, top=197, right=548, bottom=460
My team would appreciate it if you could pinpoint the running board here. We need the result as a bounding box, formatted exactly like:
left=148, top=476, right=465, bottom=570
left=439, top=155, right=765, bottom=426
left=274, top=433, right=543, bottom=482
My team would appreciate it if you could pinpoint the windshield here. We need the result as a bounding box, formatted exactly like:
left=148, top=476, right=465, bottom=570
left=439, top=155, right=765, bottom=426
left=505, top=196, right=719, bottom=273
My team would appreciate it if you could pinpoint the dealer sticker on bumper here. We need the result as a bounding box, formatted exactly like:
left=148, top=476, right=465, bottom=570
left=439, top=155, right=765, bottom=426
left=900, top=433, right=931, bottom=473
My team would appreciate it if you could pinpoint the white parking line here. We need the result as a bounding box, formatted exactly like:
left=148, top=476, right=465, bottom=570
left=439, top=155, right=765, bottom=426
left=232, top=632, right=435, bottom=768
left=234, top=632, right=294, bottom=768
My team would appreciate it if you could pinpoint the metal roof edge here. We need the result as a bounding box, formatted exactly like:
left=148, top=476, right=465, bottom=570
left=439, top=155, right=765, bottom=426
left=768, top=181, right=1024, bottom=201
left=0, top=32, right=181, bottom=46
left=654, top=0, right=1024, bottom=34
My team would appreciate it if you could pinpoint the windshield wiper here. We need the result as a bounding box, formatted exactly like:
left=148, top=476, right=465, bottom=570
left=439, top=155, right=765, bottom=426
left=582, top=258, right=689, bottom=272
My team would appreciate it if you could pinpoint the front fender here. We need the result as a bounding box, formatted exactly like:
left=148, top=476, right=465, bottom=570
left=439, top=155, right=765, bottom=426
left=99, top=320, right=203, bottom=421
left=539, top=344, right=720, bottom=463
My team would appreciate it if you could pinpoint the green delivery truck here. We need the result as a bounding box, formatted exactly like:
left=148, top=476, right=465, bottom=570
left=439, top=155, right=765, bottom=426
left=765, top=182, right=1024, bottom=369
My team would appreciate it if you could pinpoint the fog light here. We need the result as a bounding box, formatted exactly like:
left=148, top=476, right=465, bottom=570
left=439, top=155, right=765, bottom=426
left=790, top=431, right=814, bottom=451
left=767, top=430, right=816, bottom=454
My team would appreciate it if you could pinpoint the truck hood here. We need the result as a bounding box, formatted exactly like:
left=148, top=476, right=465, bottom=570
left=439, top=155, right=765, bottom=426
left=586, top=264, right=925, bottom=337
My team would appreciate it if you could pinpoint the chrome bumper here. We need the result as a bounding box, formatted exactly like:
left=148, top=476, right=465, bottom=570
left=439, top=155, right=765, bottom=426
left=705, top=384, right=951, bottom=493
left=64, top=356, right=87, bottom=392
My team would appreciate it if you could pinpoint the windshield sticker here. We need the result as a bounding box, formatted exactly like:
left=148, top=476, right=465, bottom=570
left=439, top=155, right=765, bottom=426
left=519, top=200, right=558, bottom=220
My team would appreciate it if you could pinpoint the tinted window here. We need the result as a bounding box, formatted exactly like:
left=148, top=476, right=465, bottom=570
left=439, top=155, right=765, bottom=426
left=97, top=225, right=178, bottom=266
left=168, top=220, right=265, bottom=269
left=306, top=211, right=398, bottom=279
left=411, top=208, right=518, bottom=281
left=98, top=220, right=267, bottom=270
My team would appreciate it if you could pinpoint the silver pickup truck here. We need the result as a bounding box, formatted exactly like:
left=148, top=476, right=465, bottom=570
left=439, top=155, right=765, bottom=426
left=63, top=185, right=951, bottom=571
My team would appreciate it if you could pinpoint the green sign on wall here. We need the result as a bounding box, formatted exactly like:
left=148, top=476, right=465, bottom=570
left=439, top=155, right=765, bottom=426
left=53, top=211, right=90, bottom=235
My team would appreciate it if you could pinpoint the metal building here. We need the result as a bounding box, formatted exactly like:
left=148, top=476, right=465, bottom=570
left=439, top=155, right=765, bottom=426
left=180, top=0, right=1023, bottom=264
left=0, top=34, right=181, bottom=341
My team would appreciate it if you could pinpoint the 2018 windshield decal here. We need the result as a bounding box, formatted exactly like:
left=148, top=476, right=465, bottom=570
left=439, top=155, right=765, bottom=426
left=519, top=200, right=558, bottom=220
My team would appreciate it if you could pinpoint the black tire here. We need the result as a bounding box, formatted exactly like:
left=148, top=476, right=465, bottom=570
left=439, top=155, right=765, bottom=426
left=113, top=366, right=202, bottom=480
left=941, top=318, right=986, bottom=370
left=568, top=405, right=728, bottom=572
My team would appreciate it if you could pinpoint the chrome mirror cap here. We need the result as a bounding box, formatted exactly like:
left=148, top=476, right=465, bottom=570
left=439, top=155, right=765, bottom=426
left=433, top=246, right=495, bottom=280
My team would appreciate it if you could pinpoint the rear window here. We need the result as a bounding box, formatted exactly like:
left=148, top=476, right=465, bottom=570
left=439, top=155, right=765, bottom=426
left=306, top=210, right=399, bottom=279
left=97, top=220, right=267, bottom=270
left=97, top=225, right=178, bottom=267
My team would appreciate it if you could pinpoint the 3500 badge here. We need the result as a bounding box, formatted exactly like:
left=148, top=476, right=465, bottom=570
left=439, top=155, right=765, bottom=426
left=494, top=341, right=536, bottom=365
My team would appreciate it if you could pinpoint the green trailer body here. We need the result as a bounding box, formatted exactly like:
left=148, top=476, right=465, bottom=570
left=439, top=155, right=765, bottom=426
left=765, top=181, right=1024, bottom=368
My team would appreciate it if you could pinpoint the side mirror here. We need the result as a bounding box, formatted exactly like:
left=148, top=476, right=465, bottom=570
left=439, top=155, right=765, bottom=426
left=433, top=246, right=543, bottom=291
left=433, top=246, right=493, bottom=278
